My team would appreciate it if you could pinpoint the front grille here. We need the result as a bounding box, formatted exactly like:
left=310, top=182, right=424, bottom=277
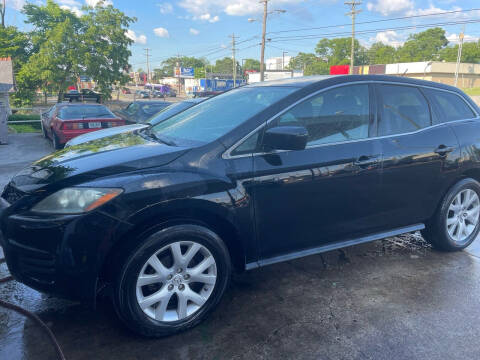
left=1, top=183, right=25, bottom=205
left=10, top=240, right=56, bottom=284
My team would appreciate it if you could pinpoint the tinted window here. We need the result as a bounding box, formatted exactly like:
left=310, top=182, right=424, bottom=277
left=272, top=84, right=370, bottom=146
left=231, top=131, right=261, bottom=156
left=378, top=85, right=431, bottom=136
left=425, top=89, right=475, bottom=123
left=58, top=105, right=114, bottom=120
left=152, top=86, right=296, bottom=145
left=126, top=103, right=139, bottom=114
left=140, top=103, right=170, bottom=116
left=148, top=101, right=197, bottom=126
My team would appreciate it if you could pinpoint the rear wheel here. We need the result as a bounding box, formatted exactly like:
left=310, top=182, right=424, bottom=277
left=422, top=178, right=480, bottom=251
left=113, top=224, right=231, bottom=337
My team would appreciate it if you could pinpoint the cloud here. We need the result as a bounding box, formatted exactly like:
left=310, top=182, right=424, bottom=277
left=179, top=0, right=302, bottom=19
left=154, top=27, right=170, bottom=38
left=5, top=0, right=26, bottom=11
left=447, top=33, right=479, bottom=44
left=60, top=4, right=84, bottom=16
left=197, top=13, right=220, bottom=23
left=371, top=30, right=404, bottom=47
left=366, top=0, right=414, bottom=16
left=125, top=29, right=147, bottom=44
left=157, top=2, right=173, bottom=14
left=85, top=0, right=113, bottom=7
left=189, top=28, right=200, bottom=35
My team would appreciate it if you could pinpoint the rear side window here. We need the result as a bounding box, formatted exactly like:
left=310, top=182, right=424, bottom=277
left=378, top=85, right=431, bottom=136
left=272, top=84, right=370, bottom=146
left=424, top=89, right=475, bottom=123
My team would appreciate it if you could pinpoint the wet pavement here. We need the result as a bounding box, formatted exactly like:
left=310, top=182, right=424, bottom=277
left=2, top=135, right=480, bottom=360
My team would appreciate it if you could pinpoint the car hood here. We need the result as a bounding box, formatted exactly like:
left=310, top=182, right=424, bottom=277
left=10, top=131, right=190, bottom=192
left=65, top=124, right=148, bottom=147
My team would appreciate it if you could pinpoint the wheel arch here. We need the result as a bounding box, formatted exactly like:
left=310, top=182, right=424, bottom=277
left=99, top=201, right=246, bottom=289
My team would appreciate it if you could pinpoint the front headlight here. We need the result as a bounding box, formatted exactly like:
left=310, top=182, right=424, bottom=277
left=32, top=187, right=123, bottom=214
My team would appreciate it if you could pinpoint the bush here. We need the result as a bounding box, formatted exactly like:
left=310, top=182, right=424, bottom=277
left=8, top=113, right=41, bottom=121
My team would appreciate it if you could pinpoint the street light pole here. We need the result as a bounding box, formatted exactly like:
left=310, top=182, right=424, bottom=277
left=260, top=0, right=268, bottom=82
left=454, top=26, right=465, bottom=87
left=282, top=51, right=288, bottom=70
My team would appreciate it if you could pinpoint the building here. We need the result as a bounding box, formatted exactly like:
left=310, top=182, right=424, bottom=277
left=266, top=56, right=293, bottom=71
left=0, top=57, right=15, bottom=115
left=248, top=70, right=304, bottom=84
left=330, top=61, right=480, bottom=88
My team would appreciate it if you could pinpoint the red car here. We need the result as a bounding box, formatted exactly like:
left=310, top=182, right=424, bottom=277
left=41, top=103, right=125, bottom=149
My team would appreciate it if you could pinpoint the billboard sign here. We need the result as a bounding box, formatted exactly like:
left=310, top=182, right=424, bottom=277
left=174, top=67, right=195, bottom=78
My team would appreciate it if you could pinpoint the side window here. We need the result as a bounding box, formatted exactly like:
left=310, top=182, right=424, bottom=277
left=378, top=85, right=431, bottom=136
left=272, top=84, right=370, bottom=146
left=126, top=103, right=139, bottom=115
left=231, top=131, right=260, bottom=156
left=424, top=89, right=475, bottom=123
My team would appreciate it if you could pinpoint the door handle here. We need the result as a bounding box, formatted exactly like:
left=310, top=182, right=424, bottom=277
left=434, top=145, right=455, bottom=156
left=354, top=155, right=380, bottom=169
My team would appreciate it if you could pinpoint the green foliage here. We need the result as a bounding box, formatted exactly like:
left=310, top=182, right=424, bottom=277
left=242, top=58, right=260, bottom=71
left=0, top=26, right=31, bottom=67
left=397, top=27, right=448, bottom=62
left=368, top=42, right=397, bottom=64
left=439, top=41, right=480, bottom=63
left=213, top=57, right=240, bottom=74
left=159, top=56, right=207, bottom=77
left=8, top=124, right=41, bottom=133
left=194, top=67, right=206, bottom=78
left=315, top=38, right=368, bottom=66
left=8, top=113, right=41, bottom=121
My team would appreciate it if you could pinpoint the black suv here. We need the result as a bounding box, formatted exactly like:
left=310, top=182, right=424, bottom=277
left=1, top=75, right=480, bottom=337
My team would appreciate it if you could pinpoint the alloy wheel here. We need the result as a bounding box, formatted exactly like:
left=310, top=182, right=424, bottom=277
left=136, top=241, right=217, bottom=322
left=446, top=189, right=480, bottom=243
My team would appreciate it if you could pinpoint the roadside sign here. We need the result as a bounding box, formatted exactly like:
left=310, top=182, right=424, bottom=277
left=174, top=67, right=195, bottom=78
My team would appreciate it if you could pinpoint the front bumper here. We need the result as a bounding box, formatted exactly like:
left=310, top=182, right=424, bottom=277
left=0, top=201, right=132, bottom=302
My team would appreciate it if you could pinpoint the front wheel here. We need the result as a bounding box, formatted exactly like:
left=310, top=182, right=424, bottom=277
left=422, top=178, right=480, bottom=251
left=113, top=224, right=231, bottom=337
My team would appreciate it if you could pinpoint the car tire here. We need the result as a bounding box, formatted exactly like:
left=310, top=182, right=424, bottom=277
left=41, top=122, right=48, bottom=138
left=422, top=178, right=480, bottom=251
left=52, top=132, right=63, bottom=150
left=112, top=224, right=231, bottom=337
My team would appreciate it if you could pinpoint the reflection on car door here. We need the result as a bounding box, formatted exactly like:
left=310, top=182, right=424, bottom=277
left=376, top=84, right=460, bottom=228
left=252, top=83, right=384, bottom=261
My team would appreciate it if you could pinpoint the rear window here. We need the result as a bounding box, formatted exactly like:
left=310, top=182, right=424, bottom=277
left=58, top=106, right=114, bottom=120
left=378, top=85, right=431, bottom=136
left=424, top=89, right=476, bottom=123
left=141, top=103, right=170, bottom=116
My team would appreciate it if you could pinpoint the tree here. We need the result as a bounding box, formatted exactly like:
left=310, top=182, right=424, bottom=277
left=1, top=0, right=6, bottom=28
left=159, top=56, right=207, bottom=77
left=0, top=26, right=31, bottom=68
left=19, top=0, right=134, bottom=102
left=81, top=4, right=135, bottom=98
left=439, top=41, right=480, bottom=63
left=315, top=38, right=368, bottom=66
left=396, top=27, right=448, bottom=62
left=368, top=42, right=397, bottom=64
left=287, top=52, right=329, bottom=75
left=242, top=58, right=260, bottom=72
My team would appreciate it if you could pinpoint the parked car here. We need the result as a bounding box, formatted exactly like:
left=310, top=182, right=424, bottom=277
left=65, top=98, right=207, bottom=147
left=40, top=103, right=125, bottom=149
left=63, top=89, right=102, bottom=103
left=122, top=87, right=131, bottom=94
left=114, top=100, right=171, bottom=124
left=3, top=75, right=480, bottom=337
left=135, top=90, right=150, bottom=99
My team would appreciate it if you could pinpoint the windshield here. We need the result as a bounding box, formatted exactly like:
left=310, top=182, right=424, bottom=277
left=148, top=101, right=198, bottom=126
left=151, top=86, right=297, bottom=144
left=58, top=105, right=114, bottom=120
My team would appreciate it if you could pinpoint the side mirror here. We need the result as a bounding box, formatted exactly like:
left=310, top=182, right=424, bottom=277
left=263, top=126, right=308, bottom=151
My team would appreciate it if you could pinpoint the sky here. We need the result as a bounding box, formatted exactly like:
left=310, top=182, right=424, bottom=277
left=3, top=0, right=480, bottom=71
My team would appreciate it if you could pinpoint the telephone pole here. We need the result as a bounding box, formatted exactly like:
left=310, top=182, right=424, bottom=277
left=260, top=0, right=268, bottom=82
left=454, top=25, right=465, bottom=87
left=345, top=1, right=362, bottom=75
left=230, top=33, right=238, bottom=87
left=144, top=48, right=151, bottom=82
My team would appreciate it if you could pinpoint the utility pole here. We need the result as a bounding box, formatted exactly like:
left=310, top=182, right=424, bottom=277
left=282, top=51, right=288, bottom=70
left=345, top=1, right=362, bottom=75
left=260, top=0, right=268, bottom=82
left=144, top=48, right=151, bottom=83
left=230, top=33, right=238, bottom=87
left=454, top=25, right=465, bottom=87
left=1, top=0, right=6, bottom=28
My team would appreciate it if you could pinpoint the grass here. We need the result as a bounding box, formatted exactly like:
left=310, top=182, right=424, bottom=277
left=463, top=88, right=480, bottom=96
left=8, top=113, right=42, bottom=133
left=8, top=113, right=41, bottom=121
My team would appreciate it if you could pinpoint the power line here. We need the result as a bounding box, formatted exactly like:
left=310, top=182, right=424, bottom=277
left=266, top=8, right=480, bottom=35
